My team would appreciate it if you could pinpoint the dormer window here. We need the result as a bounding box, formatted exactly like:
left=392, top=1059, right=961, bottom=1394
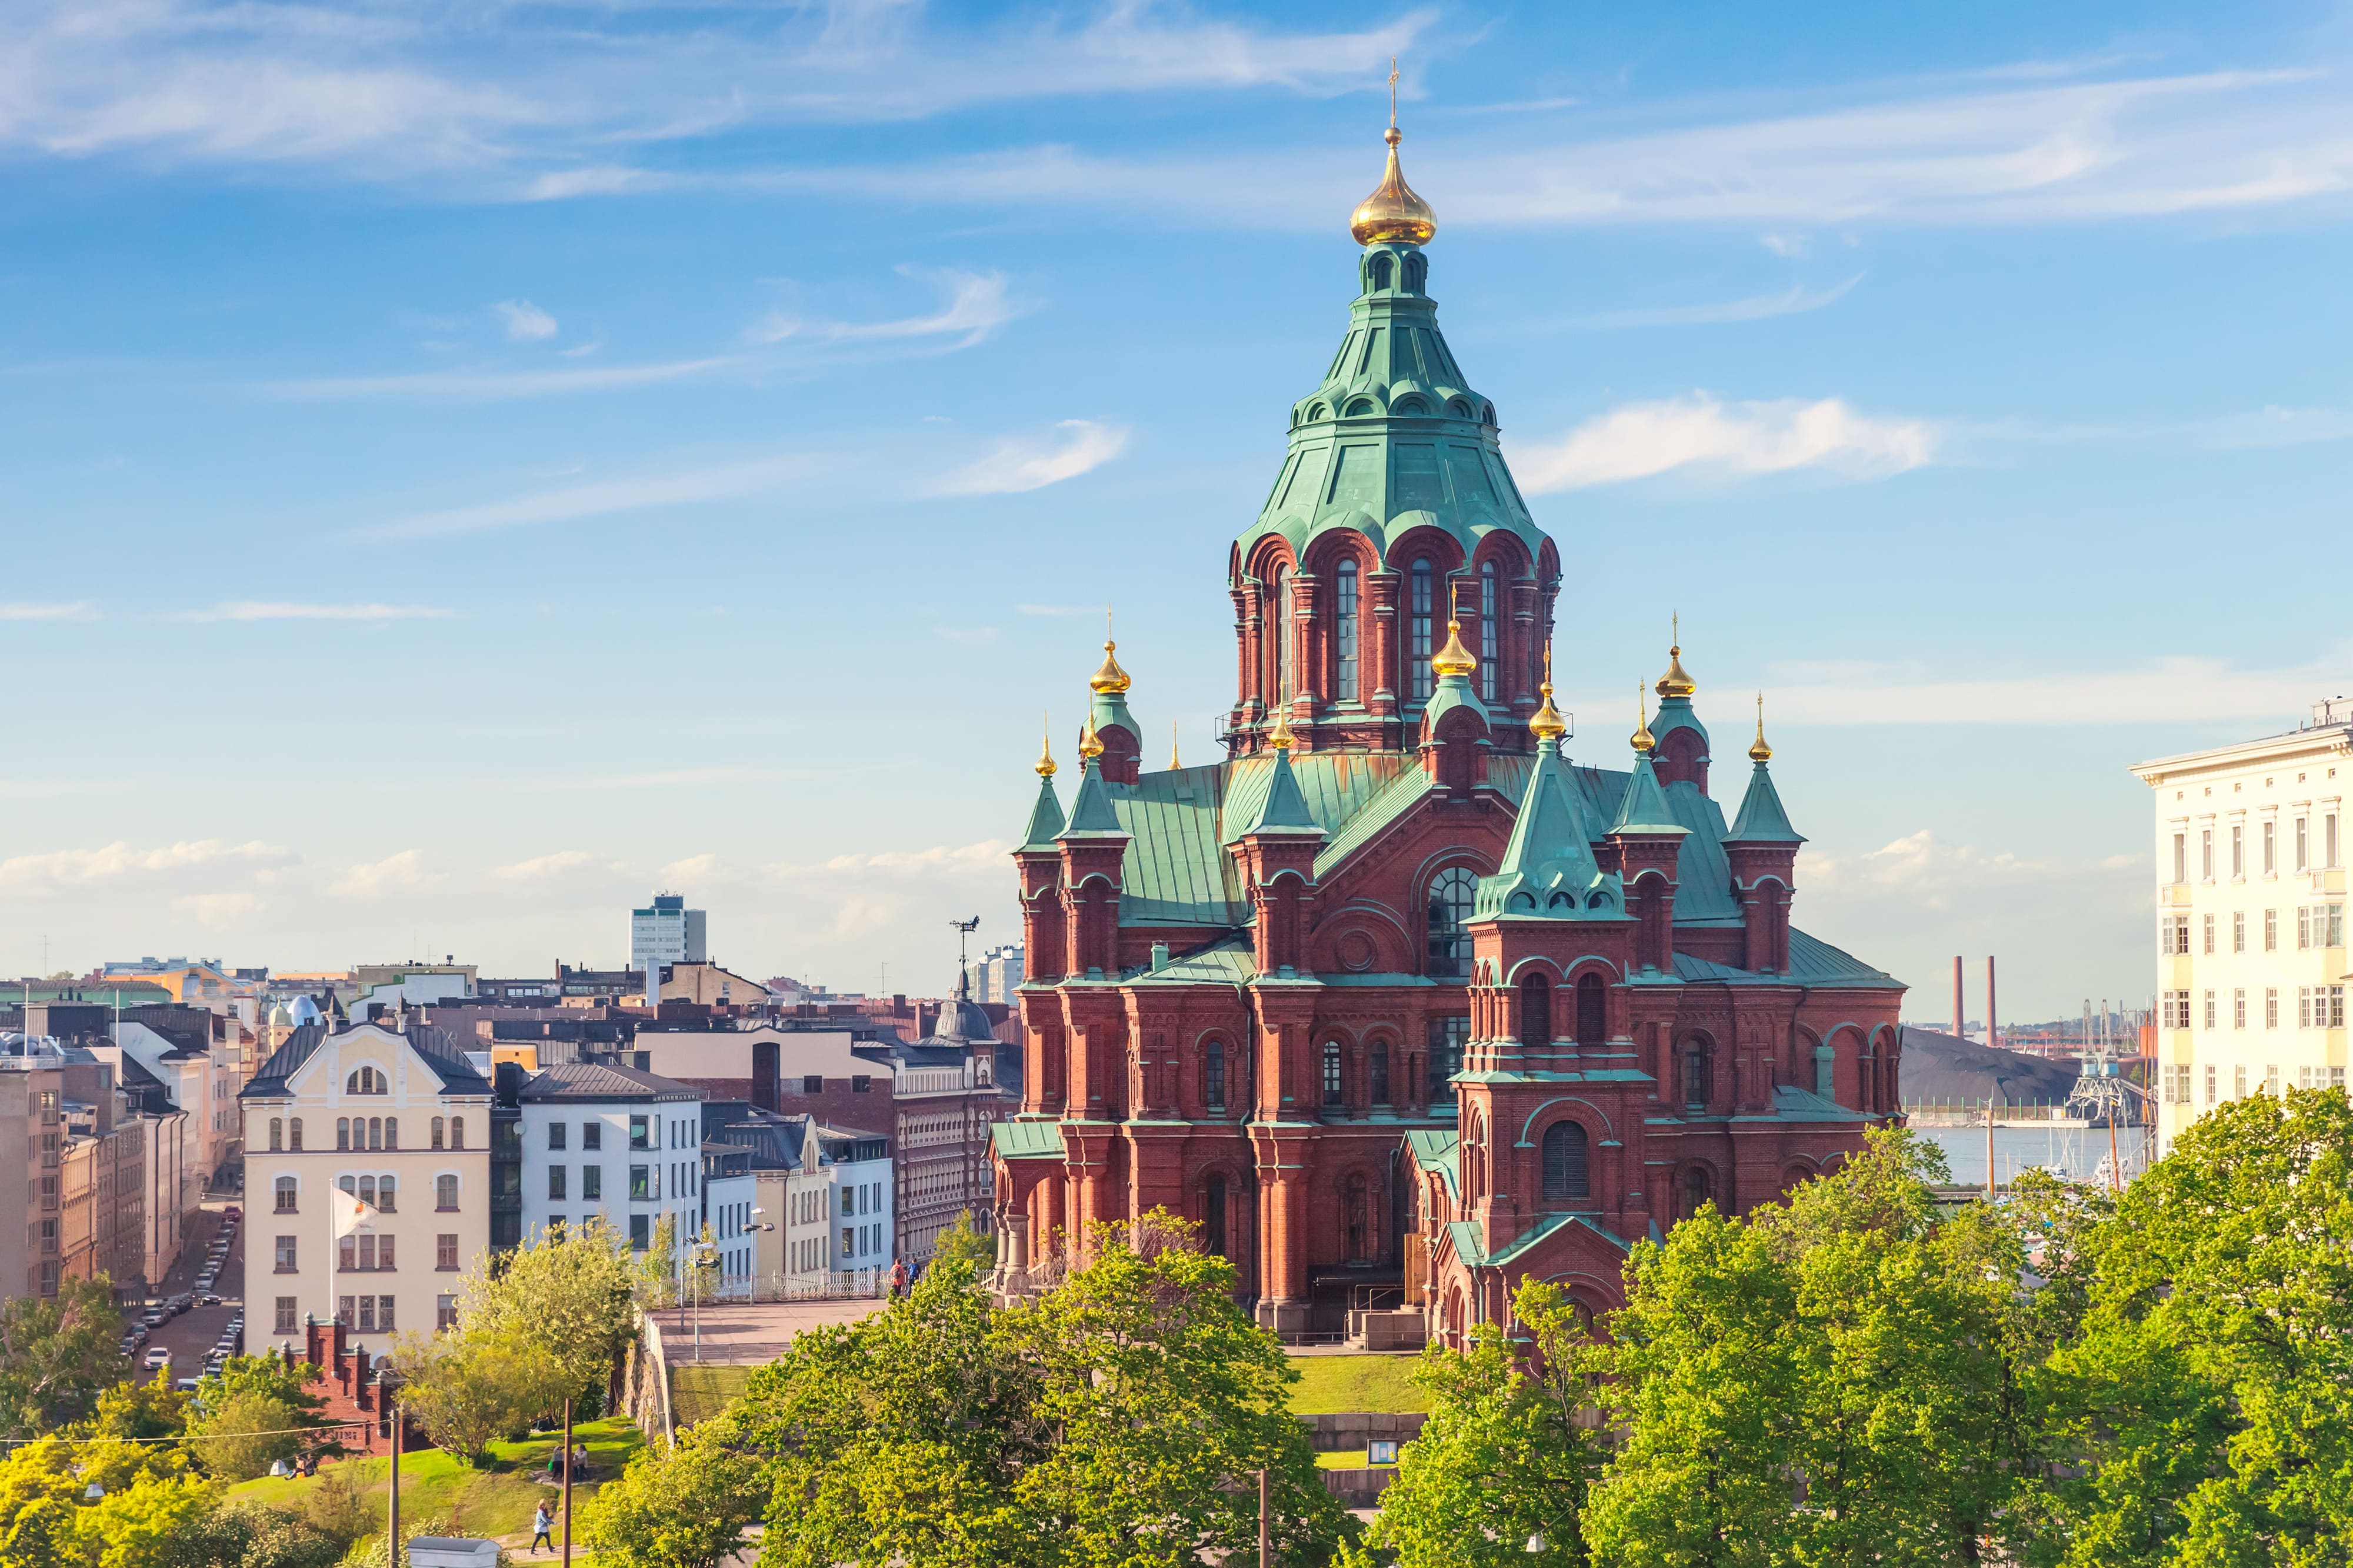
left=346, top=1065, right=386, bottom=1095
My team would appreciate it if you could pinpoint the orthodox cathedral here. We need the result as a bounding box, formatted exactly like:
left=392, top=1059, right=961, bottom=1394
left=990, top=118, right=1905, bottom=1344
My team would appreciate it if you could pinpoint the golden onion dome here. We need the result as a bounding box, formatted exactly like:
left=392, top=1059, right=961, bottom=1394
left=1036, top=713, right=1058, bottom=778
left=1077, top=718, right=1104, bottom=761
left=1268, top=703, right=1295, bottom=752
left=1528, top=646, right=1567, bottom=742
left=1631, top=684, right=1656, bottom=754
left=1090, top=638, right=1131, bottom=695
left=1655, top=642, right=1696, bottom=700
left=1431, top=617, right=1478, bottom=679
left=1349, top=126, right=1437, bottom=247
left=1748, top=693, right=1774, bottom=763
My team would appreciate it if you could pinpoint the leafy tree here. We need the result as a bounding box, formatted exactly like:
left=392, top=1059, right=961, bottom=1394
left=735, top=1212, right=1346, bottom=1567
left=0, top=1435, right=186, bottom=1568
left=1005, top=1213, right=1348, bottom=1567
left=640, top=1213, right=681, bottom=1309
left=195, top=1355, right=333, bottom=1430
left=1368, top=1283, right=1600, bottom=1567
left=83, top=1373, right=190, bottom=1444
left=175, top=1500, right=348, bottom=1568
left=935, top=1209, right=996, bottom=1270
left=186, top=1388, right=302, bottom=1481
left=0, top=1276, right=127, bottom=1437
left=2038, top=1086, right=2353, bottom=1564
left=73, top=1470, right=221, bottom=1568
left=452, top=1215, right=641, bottom=1416
left=391, top=1320, right=568, bottom=1463
left=578, top=1427, right=765, bottom=1568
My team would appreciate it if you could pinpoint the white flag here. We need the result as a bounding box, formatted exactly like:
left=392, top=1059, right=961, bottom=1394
left=332, top=1186, right=379, bottom=1240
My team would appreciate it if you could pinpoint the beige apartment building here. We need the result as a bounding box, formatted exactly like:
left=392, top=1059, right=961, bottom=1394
left=2134, top=700, right=2351, bottom=1155
left=240, top=1021, right=492, bottom=1348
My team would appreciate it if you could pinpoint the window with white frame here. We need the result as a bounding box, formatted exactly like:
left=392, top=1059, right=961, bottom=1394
left=2203, top=990, right=2217, bottom=1030
left=2232, top=824, right=2244, bottom=879
left=2202, top=915, right=2216, bottom=954
left=2267, top=987, right=2281, bottom=1028
left=2234, top=911, right=2246, bottom=952
left=2202, top=829, right=2215, bottom=880
left=2234, top=989, right=2247, bottom=1029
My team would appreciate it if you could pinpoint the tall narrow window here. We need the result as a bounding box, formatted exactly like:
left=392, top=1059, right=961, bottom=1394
left=1519, top=974, right=1551, bottom=1046
left=1205, top=1042, right=1227, bottom=1110
left=2202, top=829, right=2214, bottom=880
left=2330, top=813, right=2340, bottom=868
left=1576, top=973, right=1607, bottom=1047
left=1541, top=1121, right=1591, bottom=1200
left=336, top=1118, right=351, bottom=1152
left=1269, top=564, right=1292, bottom=704
left=1205, top=1175, right=1228, bottom=1257
left=449, top=1116, right=465, bottom=1150
left=2298, top=817, right=2309, bottom=870
left=1682, top=1041, right=1712, bottom=1107
left=269, top=1117, right=283, bottom=1152
left=1427, top=1016, right=1469, bottom=1104
left=1426, top=867, right=1477, bottom=978
left=1322, top=1042, right=1344, bottom=1109
left=2265, top=820, right=2277, bottom=874
left=1478, top=561, right=1498, bottom=702
left=431, top=1116, right=445, bottom=1150
left=1409, top=559, right=1435, bottom=701
left=289, top=1118, right=303, bottom=1152
left=2173, top=833, right=2187, bottom=883
left=2232, top=825, right=2245, bottom=878
left=1371, top=1043, right=1391, bottom=1105
left=1335, top=559, right=1359, bottom=702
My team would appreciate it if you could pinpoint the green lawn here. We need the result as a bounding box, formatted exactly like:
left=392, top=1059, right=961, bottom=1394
left=225, top=1416, right=647, bottom=1541
left=672, top=1363, right=755, bottom=1427
left=1285, top=1355, right=1429, bottom=1415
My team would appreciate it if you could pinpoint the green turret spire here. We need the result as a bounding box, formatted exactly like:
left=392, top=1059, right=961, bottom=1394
left=1020, top=717, right=1066, bottom=849
left=1058, top=758, right=1125, bottom=839
left=1477, top=738, right=1615, bottom=918
left=1234, top=729, right=1324, bottom=838
left=1725, top=696, right=1804, bottom=845
left=1611, top=698, right=1688, bottom=839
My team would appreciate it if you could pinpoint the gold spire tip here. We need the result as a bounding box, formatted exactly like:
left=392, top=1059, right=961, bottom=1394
left=1431, top=616, right=1477, bottom=679
left=1655, top=616, right=1696, bottom=699
left=1036, top=712, right=1058, bottom=778
left=1631, top=682, right=1656, bottom=754
left=1169, top=720, right=1182, bottom=772
left=1350, top=65, right=1437, bottom=246
left=1078, top=716, right=1104, bottom=762
left=1089, top=625, right=1131, bottom=696
left=1749, top=691, right=1773, bottom=763
left=1268, top=703, right=1295, bottom=752
left=1528, top=642, right=1567, bottom=742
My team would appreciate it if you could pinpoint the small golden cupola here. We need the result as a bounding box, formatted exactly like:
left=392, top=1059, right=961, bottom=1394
left=1749, top=693, right=1774, bottom=763
left=1078, top=716, right=1104, bottom=761
left=1036, top=713, right=1058, bottom=778
left=1090, top=636, right=1131, bottom=695
left=1349, top=66, right=1438, bottom=246
left=1431, top=616, right=1478, bottom=679
left=1631, top=683, right=1657, bottom=753
left=1656, top=615, right=1697, bottom=699
left=1528, top=645, right=1567, bottom=743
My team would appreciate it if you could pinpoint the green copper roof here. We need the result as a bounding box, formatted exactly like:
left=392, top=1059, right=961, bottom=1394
left=1232, top=748, right=1324, bottom=838
left=1058, top=759, right=1127, bottom=839
left=1419, top=669, right=1488, bottom=733
left=1649, top=693, right=1708, bottom=752
left=1477, top=740, right=1618, bottom=919
left=991, top=1120, right=1066, bottom=1160
left=1609, top=751, right=1688, bottom=838
left=1407, top=1127, right=1461, bottom=1201
left=1090, top=686, right=1138, bottom=742
left=1724, top=760, right=1805, bottom=845
left=1019, top=775, right=1065, bottom=851
left=1234, top=241, right=1548, bottom=576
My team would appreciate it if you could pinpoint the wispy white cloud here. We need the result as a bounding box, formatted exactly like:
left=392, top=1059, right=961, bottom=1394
left=172, top=890, right=263, bottom=928
left=494, top=299, right=558, bottom=341
left=1564, top=274, right=1863, bottom=329
left=0, top=839, right=291, bottom=892
left=359, top=453, right=836, bottom=541
left=934, top=419, right=1129, bottom=495
left=185, top=601, right=455, bottom=622
left=0, top=601, right=97, bottom=621
left=745, top=268, right=1015, bottom=349
left=1511, top=393, right=1937, bottom=491
left=329, top=849, right=441, bottom=898
left=1755, top=652, right=2351, bottom=726
left=269, top=357, right=735, bottom=400
left=492, top=849, right=596, bottom=881
left=1761, top=233, right=1812, bottom=257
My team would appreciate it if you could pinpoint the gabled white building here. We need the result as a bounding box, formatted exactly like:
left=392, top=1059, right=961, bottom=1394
left=515, top=1061, right=705, bottom=1276
left=239, top=1022, right=492, bottom=1349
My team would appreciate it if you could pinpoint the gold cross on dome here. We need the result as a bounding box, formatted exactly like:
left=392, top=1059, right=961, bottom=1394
left=1388, top=58, right=1400, bottom=127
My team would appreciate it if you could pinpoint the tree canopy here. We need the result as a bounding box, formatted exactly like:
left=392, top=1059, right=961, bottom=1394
left=0, top=1277, right=127, bottom=1440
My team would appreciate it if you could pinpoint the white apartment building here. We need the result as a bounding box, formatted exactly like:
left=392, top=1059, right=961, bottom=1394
left=515, top=1062, right=705, bottom=1273
left=629, top=893, right=706, bottom=997
left=2133, top=701, right=2352, bottom=1155
left=976, top=945, right=1025, bottom=1005
left=239, top=1022, right=492, bottom=1347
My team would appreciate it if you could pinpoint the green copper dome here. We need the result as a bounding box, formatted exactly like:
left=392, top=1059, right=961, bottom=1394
left=1235, top=239, right=1550, bottom=576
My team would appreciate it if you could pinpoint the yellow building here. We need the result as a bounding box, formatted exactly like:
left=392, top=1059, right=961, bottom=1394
left=2133, top=702, right=2350, bottom=1155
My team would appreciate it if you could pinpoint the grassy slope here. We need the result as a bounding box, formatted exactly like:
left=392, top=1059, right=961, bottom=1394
left=225, top=1416, right=646, bottom=1540
left=671, top=1365, right=754, bottom=1427
left=1284, top=1356, right=1429, bottom=1415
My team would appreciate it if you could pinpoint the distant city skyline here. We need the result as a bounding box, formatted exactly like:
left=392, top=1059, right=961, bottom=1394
left=6, top=2, right=2353, bottom=1017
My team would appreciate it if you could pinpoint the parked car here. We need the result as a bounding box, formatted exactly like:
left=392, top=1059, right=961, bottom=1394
left=142, top=1348, right=171, bottom=1371
left=175, top=1377, right=199, bottom=1393
left=196, top=1293, right=221, bottom=1307
left=141, top=1310, right=166, bottom=1329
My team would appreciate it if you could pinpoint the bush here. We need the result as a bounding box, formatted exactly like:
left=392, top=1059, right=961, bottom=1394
left=187, top=1389, right=302, bottom=1482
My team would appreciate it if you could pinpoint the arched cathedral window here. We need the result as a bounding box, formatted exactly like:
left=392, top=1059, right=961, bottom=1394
left=1408, top=559, right=1435, bottom=701
left=1543, top=1120, right=1591, bottom=1201
left=1335, top=559, right=1359, bottom=702
left=1479, top=560, right=1498, bottom=702
left=1268, top=564, right=1292, bottom=705
left=1425, top=867, right=1476, bottom=979
left=1521, top=973, right=1551, bottom=1045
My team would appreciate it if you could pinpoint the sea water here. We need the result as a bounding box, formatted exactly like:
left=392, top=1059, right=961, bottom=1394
left=1917, top=1125, right=2156, bottom=1189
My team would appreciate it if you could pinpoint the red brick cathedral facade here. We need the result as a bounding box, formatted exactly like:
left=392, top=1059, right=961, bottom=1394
left=991, top=126, right=1905, bottom=1343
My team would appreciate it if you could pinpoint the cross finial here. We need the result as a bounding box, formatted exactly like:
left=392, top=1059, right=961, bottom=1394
left=1388, top=58, right=1399, bottom=128
left=1672, top=610, right=1679, bottom=649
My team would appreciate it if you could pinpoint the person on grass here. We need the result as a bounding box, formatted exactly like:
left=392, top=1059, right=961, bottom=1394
left=531, top=1502, right=554, bottom=1554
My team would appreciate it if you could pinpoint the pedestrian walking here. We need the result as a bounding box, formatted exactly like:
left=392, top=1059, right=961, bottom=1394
left=530, top=1502, right=553, bottom=1554
left=888, top=1258, right=908, bottom=1299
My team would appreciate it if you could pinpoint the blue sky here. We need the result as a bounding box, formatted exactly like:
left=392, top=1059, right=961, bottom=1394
left=5, top=1, right=2352, bottom=1019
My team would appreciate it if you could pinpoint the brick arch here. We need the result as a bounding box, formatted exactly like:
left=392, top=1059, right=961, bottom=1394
left=1514, top=1095, right=1617, bottom=1148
